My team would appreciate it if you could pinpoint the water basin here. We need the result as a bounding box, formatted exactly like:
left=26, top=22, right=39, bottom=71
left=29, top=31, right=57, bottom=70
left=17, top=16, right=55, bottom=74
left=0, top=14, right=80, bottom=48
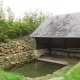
left=6, top=60, right=64, bottom=78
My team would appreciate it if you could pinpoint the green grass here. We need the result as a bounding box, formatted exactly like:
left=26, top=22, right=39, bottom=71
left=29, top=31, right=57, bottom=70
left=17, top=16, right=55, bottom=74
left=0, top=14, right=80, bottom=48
left=64, top=62, right=80, bottom=80
left=0, top=69, right=24, bottom=80
left=48, top=63, right=75, bottom=79
left=48, top=62, right=80, bottom=80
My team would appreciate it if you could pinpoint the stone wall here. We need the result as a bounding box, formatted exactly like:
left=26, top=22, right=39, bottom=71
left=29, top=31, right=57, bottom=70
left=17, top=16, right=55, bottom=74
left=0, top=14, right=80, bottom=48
left=34, top=48, right=80, bottom=58
left=0, top=41, right=36, bottom=69
left=51, top=48, right=80, bottom=57
left=34, top=49, right=49, bottom=58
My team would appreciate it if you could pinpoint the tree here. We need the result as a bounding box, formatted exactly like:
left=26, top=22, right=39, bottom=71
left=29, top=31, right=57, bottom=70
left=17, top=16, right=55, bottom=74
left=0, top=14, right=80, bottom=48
left=7, top=7, right=14, bottom=25
left=0, top=0, right=5, bottom=20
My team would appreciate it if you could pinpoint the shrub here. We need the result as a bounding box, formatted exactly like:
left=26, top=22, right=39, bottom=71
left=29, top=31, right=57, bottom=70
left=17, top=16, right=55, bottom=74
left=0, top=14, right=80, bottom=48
left=0, top=34, right=10, bottom=42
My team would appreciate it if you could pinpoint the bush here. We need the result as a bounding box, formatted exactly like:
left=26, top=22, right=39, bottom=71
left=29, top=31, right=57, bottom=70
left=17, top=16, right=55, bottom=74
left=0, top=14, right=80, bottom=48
left=0, top=34, right=10, bottom=42
left=0, top=0, right=51, bottom=42
left=4, top=29, right=17, bottom=39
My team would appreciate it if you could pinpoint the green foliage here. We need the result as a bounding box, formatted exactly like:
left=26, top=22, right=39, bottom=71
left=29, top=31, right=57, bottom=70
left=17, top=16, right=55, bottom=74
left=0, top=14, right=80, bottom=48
left=0, top=34, right=10, bottom=42
left=0, top=69, right=23, bottom=80
left=0, top=0, right=51, bottom=42
left=7, top=7, right=14, bottom=26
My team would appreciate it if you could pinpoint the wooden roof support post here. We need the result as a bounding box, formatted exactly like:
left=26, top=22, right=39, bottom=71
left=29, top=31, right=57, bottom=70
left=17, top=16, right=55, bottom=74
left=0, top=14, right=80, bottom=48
left=64, top=38, right=66, bottom=49
left=48, top=38, right=52, bottom=55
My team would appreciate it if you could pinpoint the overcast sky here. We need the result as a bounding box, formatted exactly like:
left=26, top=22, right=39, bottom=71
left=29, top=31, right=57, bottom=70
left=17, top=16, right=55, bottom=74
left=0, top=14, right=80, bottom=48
left=3, top=0, right=80, bottom=18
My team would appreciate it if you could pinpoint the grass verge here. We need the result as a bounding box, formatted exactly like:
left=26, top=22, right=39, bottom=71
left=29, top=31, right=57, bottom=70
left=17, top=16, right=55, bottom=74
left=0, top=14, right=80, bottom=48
left=48, top=63, right=76, bottom=79
left=0, top=69, right=24, bottom=80
left=64, top=62, right=80, bottom=80
left=48, top=62, right=80, bottom=80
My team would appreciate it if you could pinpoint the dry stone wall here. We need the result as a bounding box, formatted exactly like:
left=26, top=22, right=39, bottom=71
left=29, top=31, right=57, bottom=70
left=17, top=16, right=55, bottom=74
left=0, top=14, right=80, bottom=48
left=0, top=41, right=36, bottom=69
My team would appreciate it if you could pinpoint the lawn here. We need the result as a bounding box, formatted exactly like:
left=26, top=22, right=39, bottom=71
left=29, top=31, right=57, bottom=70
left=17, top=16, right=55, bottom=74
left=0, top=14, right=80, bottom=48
left=0, top=69, right=24, bottom=80
left=64, top=62, right=80, bottom=80
left=48, top=62, right=80, bottom=80
left=48, top=63, right=76, bottom=79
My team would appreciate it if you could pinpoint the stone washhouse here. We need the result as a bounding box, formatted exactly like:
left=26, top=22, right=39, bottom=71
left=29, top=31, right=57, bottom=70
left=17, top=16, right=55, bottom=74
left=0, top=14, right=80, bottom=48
left=30, top=12, right=80, bottom=58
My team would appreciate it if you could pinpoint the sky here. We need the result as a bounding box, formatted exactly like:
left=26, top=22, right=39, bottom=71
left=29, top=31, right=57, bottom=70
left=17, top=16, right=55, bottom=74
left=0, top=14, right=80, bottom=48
left=2, top=0, right=80, bottom=18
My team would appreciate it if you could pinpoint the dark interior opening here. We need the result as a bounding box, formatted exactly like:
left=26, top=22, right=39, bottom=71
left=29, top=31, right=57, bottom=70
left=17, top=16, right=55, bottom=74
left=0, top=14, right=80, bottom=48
left=35, top=38, right=80, bottom=49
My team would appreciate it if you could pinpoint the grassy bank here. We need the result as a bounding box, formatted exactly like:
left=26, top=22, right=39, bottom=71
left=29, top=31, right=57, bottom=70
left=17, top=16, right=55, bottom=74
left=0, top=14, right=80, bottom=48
left=64, top=62, right=80, bottom=80
left=48, top=62, right=80, bottom=80
left=48, top=63, right=76, bottom=79
left=0, top=69, right=24, bottom=80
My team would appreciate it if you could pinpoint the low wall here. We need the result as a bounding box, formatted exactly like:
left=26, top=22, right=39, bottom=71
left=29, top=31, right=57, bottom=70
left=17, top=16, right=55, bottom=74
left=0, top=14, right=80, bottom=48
left=51, top=48, right=80, bottom=57
left=34, top=48, right=80, bottom=58
left=34, top=49, right=49, bottom=58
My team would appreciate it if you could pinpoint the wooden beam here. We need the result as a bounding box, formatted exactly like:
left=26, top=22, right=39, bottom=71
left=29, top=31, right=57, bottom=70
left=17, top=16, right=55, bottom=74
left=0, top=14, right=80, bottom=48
left=64, top=38, right=66, bottom=49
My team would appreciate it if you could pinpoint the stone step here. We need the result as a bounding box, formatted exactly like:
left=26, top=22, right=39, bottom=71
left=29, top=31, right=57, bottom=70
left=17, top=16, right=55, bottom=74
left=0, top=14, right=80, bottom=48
left=49, top=77, right=64, bottom=80
left=37, top=58, right=68, bottom=65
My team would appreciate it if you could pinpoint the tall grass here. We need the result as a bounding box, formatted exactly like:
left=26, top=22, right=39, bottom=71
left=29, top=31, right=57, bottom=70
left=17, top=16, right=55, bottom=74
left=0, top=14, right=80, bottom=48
left=0, top=69, right=24, bottom=80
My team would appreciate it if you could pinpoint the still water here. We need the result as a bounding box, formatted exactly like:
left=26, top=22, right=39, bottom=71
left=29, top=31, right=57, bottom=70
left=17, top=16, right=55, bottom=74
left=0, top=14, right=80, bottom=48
left=7, top=61, right=64, bottom=78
